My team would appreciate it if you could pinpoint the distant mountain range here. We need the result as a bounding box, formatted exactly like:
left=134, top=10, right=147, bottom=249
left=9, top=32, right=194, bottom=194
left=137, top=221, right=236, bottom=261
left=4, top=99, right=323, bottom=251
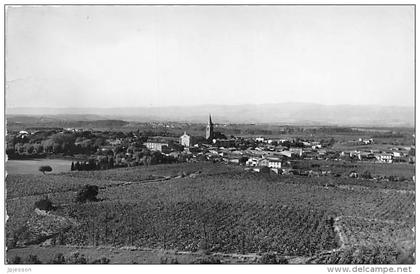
left=7, top=103, right=414, bottom=127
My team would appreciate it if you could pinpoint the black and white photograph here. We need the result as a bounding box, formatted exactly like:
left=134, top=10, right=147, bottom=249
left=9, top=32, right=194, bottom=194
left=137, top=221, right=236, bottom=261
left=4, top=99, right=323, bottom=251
left=2, top=3, right=416, bottom=270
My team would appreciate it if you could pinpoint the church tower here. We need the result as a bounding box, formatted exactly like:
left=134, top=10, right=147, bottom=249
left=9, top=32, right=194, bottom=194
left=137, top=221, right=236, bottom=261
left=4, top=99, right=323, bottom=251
left=205, top=114, right=214, bottom=140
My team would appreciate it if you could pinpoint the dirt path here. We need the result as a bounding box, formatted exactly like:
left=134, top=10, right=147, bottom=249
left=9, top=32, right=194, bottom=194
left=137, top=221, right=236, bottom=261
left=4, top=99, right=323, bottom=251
left=7, top=244, right=262, bottom=264
left=333, top=216, right=348, bottom=250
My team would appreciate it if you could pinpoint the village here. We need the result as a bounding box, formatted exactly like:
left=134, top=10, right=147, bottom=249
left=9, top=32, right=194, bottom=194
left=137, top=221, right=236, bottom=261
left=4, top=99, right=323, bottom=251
left=7, top=115, right=416, bottom=181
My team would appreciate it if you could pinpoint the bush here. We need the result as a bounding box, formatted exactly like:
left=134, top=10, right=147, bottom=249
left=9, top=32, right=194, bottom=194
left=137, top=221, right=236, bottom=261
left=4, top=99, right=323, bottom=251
left=39, top=165, right=52, bottom=174
left=50, top=253, right=65, bottom=264
left=75, top=185, right=99, bottom=203
left=91, top=257, right=110, bottom=264
left=160, top=256, right=179, bottom=264
left=259, top=253, right=288, bottom=264
left=67, top=252, right=87, bottom=264
left=277, top=256, right=289, bottom=264
left=9, top=256, right=22, bottom=264
left=26, top=254, right=42, bottom=264
left=259, top=253, right=277, bottom=264
left=34, top=196, right=54, bottom=211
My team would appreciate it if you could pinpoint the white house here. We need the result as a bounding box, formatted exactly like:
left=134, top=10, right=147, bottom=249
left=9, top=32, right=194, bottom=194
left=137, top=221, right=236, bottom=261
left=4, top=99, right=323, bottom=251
left=18, top=130, right=29, bottom=138
left=375, top=153, right=393, bottom=163
left=392, top=151, right=402, bottom=158
left=144, top=142, right=169, bottom=152
left=312, top=144, right=322, bottom=149
left=255, top=137, right=265, bottom=142
left=246, top=157, right=260, bottom=167
left=290, top=148, right=303, bottom=157
left=179, top=132, right=191, bottom=147
left=268, top=160, right=282, bottom=169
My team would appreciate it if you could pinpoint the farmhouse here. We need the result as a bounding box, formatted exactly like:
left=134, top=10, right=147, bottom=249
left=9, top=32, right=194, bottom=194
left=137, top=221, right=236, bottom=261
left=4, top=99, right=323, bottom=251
left=144, top=142, right=169, bottom=152
left=289, top=148, right=303, bottom=157
left=17, top=130, right=29, bottom=139
left=392, top=151, right=402, bottom=158
left=268, top=159, right=282, bottom=169
left=255, top=137, right=265, bottom=142
left=246, top=157, right=260, bottom=167
left=359, top=138, right=374, bottom=145
left=375, top=153, right=393, bottom=163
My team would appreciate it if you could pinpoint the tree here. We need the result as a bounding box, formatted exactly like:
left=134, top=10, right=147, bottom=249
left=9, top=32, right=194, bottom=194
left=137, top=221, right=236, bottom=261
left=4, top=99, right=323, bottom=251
left=239, top=156, right=249, bottom=165
left=108, top=157, right=114, bottom=168
left=34, top=196, right=54, bottom=211
left=26, top=144, right=35, bottom=154
left=39, top=165, right=52, bottom=175
left=141, top=155, right=152, bottom=166
left=76, top=185, right=99, bottom=203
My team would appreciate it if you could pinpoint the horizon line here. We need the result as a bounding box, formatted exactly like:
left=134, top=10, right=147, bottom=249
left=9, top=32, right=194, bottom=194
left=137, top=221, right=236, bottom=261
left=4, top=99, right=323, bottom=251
left=6, top=102, right=415, bottom=110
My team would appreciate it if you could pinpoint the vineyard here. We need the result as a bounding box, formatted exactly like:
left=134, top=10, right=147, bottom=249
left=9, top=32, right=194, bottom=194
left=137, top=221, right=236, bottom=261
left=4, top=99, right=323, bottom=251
left=5, top=161, right=416, bottom=263
left=57, top=201, right=337, bottom=255
left=336, top=216, right=414, bottom=249
left=6, top=174, right=114, bottom=199
left=61, top=162, right=243, bottom=181
left=291, top=159, right=415, bottom=190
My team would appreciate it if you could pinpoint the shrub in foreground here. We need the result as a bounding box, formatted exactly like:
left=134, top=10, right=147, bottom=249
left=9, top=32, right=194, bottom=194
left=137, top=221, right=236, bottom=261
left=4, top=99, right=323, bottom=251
left=26, top=255, right=42, bottom=264
left=91, top=257, right=111, bottom=264
left=50, top=253, right=66, bottom=264
left=75, top=185, right=99, bottom=203
left=34, top=196, right=54, bottom=211
left=9, top=256, right=22, bottom=264
left=67, top=252, right=87, bottom=264
left=259, top=253, right=289, bottom=264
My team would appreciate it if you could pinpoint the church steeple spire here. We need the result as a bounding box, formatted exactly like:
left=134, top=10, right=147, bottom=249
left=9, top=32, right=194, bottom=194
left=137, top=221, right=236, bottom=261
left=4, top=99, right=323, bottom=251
left=206, top=114, right=214, bottom=140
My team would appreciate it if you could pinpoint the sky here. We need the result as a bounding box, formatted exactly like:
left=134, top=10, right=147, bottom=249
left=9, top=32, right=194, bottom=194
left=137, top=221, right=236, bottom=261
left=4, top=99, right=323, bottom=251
left=6, top=5, right=415, bottom=108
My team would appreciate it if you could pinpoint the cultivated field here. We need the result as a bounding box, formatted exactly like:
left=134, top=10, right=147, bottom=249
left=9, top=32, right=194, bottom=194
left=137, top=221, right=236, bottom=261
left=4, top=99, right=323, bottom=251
left=5, top=162, right=415, bottom=264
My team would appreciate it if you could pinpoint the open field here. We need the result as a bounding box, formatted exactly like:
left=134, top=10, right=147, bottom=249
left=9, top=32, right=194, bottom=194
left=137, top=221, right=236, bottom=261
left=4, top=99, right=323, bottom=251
left=5, top=161, right=415, bottom=264
left=6, top=159, right=74, bottom=175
